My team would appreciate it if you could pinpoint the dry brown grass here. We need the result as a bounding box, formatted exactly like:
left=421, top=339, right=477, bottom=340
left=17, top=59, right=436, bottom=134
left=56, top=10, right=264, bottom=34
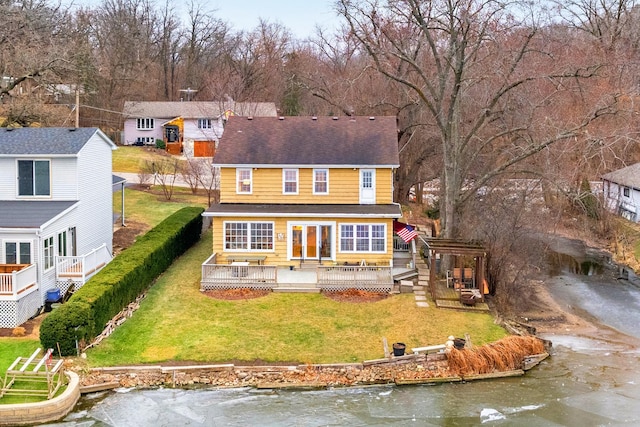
left=447, top=336, right=546, bottom=376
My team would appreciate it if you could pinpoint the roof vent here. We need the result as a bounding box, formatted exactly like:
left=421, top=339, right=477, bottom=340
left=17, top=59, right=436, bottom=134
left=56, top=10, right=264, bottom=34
left=369, top=116, right=375, bottom=120
left=247, top=116, right=253, bottom=120
left=69, top=128, right=77, bottom=131
left=311, top=116, right=317, bottom=120
left=6, top=128, right=13, bottom=131
left=278, top=116, right=285, bottom=120
left=332, top=116, right=339, bottom=120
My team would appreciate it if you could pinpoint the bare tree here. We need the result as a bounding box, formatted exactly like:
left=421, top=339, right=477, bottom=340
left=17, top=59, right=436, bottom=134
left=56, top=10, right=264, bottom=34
left=180, top=155, right=204, bottom=194
left=197, top=158, right=219, bottom=206
left=338, top=0, right=615, bottom=239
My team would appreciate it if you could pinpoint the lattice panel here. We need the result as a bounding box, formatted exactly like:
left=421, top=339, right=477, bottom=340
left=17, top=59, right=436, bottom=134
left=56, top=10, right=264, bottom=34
left=55, top=279, right=82, bottom=295
left=320, top=284, right=392, bottom=292
left=200, top=283, right=275, bottom=291
left=0, top=291, right=40, bottom=328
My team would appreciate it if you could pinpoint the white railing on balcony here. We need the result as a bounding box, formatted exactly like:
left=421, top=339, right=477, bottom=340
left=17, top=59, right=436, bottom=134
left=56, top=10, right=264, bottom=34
left=201, top=254, right=277, bottom=290
left=0, top=264, right=38, bottom=300
left=56, top=244, right=112, bottom=284
left=317, top=265, right=393, bottom=287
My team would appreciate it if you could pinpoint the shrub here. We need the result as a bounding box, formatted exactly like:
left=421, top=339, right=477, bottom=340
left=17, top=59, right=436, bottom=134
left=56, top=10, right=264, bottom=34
left=40, top=207, right=204, bottom=355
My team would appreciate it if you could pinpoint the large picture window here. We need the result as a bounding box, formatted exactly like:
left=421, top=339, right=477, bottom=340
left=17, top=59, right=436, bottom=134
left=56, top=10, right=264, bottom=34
left=237, top=168, right=252, bottom=193
left=225, top=222, right=274, bottom=251
left=18, top=160, right=50, bottom=196
left=136, top=118, right=154, bottom=129
left=283, top=169, right=298, bottom=194
left=340, top=224, right=386, bottom=252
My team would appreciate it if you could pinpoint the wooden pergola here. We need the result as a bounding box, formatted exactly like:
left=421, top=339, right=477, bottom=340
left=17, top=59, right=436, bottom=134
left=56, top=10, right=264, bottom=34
left=423, top=238, right=489, bottom=301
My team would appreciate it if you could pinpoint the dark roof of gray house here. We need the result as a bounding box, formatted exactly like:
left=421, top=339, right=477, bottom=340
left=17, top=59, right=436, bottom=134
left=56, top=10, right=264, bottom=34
left=214, top=116, right=399, bottom=166
left=122, top=101, right=278, bottom=119
left=0, top=201, right=77, bottom=228
left=204, top=203, right=402, bottom=217
left=0, top=127, right=106, bottom=155
left=112, top=174, right=126, bottom=185
left=602, top=163, right=640, bottom=189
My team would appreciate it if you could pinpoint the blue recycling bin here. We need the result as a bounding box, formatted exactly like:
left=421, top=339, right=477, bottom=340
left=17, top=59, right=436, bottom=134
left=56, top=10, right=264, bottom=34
left=46, top=288, right=61, bottom=302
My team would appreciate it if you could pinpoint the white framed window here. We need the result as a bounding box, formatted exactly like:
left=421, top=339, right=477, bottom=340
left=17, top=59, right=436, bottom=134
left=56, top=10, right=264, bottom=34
left=136, top=118, right=155, bottom=129
left=4, top=241, right=32, bottom=264
left=43, top=236, right=54, bottom=270
left=237, top=168, right=252, bottom=193
left=198, top=118, right=212, bottom=129
left=313, top=169, right=328, bottom=194
left=17, top=160, right=50, bottom=197
left=135, top=137, right=154, bottom=145
left=624, top=187, right=630, bottom=197
left=224, top=221, right=274, bottom=251
left=283, top=169, right=298, bottom=194
left=339, top=224, right=386, bottom=253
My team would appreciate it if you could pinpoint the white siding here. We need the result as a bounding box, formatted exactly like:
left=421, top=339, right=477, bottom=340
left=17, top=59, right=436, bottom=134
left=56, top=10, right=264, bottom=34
left=604, top=180, right=640, bottom=222
left=76, top=133, right=114, bottom=255
left=0, top=157, right=78, bottom=200
left=183, top=118, right=224, bottom=141
left=0, top=158, right=15, bottom=198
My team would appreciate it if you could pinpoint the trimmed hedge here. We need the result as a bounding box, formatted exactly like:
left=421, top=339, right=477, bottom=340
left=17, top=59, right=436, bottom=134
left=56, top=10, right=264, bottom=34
left=40, top=207, right=204, bottom=355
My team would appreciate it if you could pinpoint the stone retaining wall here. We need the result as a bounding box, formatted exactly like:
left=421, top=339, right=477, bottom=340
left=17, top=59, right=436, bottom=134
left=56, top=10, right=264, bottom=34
left=0, top=371, right=80, bottom=426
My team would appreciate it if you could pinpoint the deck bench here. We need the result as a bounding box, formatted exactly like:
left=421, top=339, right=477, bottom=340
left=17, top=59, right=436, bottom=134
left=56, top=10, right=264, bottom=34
left=411, top=344, right=446, bottom=355
left=226, top=256, right=266, bottom=265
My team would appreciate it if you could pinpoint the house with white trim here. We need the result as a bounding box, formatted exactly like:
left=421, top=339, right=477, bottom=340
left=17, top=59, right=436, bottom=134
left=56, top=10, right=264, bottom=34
left=0, top=127, right=116, bottom=327
left=602, top=163, right=640, bottom=222
left=200, top=116, right=405, bottom=292
left=122, top=101, right=277, bottom=157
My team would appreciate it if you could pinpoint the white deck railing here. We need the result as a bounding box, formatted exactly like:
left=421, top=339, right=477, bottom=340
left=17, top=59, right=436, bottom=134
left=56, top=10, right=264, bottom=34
left=56, top=244, right=112, bottom=284
left=317, top=265, right=393, bottom=287
left=201, top=254, right=277, bottom=290
left=0, top=264, right=38, bottom=300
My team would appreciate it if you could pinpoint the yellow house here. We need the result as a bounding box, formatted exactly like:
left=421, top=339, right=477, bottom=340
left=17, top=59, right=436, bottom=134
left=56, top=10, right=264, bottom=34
left=201, top=116, right=403, bottom=291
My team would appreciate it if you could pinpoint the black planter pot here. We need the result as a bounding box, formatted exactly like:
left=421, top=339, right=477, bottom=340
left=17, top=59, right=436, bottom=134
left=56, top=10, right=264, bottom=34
left=392, top=342, right=406, bottom=356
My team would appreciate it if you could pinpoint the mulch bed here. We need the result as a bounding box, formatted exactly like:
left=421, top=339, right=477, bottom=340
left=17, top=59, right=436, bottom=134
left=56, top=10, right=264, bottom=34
left=203, top=288, right=271, bottom=300
left=322, top=288, right=389, bottom=303
left=202, top=288, right=389, bottom=303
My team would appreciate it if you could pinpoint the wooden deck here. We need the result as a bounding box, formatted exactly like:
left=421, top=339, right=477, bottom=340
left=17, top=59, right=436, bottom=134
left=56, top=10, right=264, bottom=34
left=433, top=279, right=489, bottom=312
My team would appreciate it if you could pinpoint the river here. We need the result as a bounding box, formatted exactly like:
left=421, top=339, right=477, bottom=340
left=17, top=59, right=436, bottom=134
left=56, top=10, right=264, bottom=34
left=50, top=238, right=640, bottom=426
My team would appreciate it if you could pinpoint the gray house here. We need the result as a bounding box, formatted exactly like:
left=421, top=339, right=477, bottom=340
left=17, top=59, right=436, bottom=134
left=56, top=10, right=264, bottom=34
left=602, top=163, right=640, bottom=222
left=0, top=128, right=116, bottom=327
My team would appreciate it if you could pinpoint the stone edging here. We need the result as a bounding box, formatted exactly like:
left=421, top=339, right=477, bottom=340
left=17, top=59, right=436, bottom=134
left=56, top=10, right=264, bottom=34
left=0, top=371, right=80, bottom=426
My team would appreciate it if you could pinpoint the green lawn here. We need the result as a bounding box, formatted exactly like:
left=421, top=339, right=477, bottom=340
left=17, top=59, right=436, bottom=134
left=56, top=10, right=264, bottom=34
left=112, top=146, right=180, bottom=173
left=0, top=339, right=49, bottom=404
left=87, top=229, right=507, bottom=366
left=114, top=187, right=209, bottom=230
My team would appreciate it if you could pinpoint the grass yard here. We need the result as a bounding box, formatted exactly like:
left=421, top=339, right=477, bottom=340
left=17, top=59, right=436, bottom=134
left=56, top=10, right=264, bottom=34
left=86, top=229, right=507, bottom=366
left=0, top=338, right=49, bottom=404
left=113, top=187, right=209, bottom=230
left=112, top=145, right=180, bottom=173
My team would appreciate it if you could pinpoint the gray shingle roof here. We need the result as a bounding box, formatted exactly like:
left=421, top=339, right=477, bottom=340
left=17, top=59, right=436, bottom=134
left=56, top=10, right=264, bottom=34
left=602, top=163, right=640, bottom=189
left=122, top=101, right=278, bottom=119
left=214, top=116, right=400, bottom=166
left=0, top=201, right=78, bottom=228
left=0, top=127, right=102, bottom=155
left=204, top=203, right=402, bottom=217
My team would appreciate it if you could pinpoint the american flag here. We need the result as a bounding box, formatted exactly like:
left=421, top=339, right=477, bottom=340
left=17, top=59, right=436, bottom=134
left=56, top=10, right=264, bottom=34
left=393, top=220, right=418, bottom=242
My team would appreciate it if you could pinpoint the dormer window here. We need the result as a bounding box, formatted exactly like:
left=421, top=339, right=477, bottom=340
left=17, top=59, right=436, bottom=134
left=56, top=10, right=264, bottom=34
left=237, top=168, right=252, bottom=193
left=283, top=169, right=298, bottom=194
left=18, top=159, right=50, bottom=196
left=136, top=118, right=154, bottom=130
